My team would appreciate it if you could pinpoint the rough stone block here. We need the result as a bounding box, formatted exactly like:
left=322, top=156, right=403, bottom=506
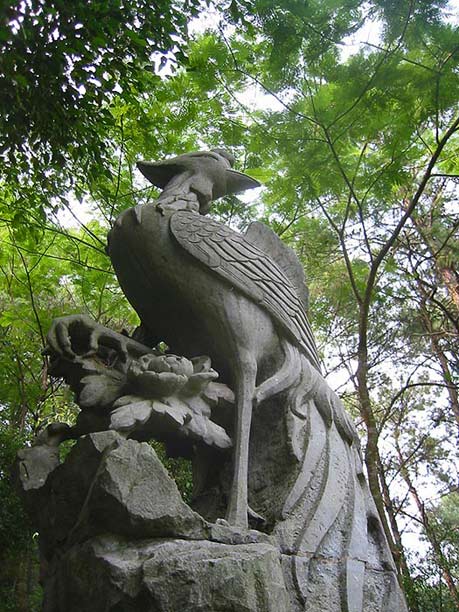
left=44, top=536, right=289, bottom=612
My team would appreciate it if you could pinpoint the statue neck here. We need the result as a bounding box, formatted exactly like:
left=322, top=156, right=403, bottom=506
left=155, top=195, right=200, bottom=215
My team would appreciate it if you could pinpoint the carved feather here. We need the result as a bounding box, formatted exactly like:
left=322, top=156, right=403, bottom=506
left=170, top=211, right=321, bottom=371
left=245, top=222, right=309, bottom=310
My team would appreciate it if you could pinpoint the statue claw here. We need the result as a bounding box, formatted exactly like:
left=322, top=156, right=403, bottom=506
left=45, top=315, right=98, bottom=360
left=248, top=505, right=266, bottom=528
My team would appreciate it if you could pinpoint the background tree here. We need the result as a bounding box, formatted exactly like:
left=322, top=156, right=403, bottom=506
left=197, top=0, right=459, bottom=607
left=0, top=0, right=458, bottom=610
left=0, top=0, right=204, bottom=215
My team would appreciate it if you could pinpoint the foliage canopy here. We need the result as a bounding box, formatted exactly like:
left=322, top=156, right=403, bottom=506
left=0, top=0, right=458, bottom=610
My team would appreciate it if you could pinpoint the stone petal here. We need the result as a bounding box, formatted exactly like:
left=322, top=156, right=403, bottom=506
left=110, top=401, right=153, bottom=433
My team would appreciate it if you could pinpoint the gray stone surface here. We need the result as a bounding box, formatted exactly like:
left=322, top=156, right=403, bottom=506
left=15, top=445, right=60, bottom=495
left=17, top=428, right=408, bottom=612
left=43, top=536, right=289, bottom=612
left=20, top=149, right=409, bottom=611
left=16, top=432, right=207, bottom=563
left=85, top=434, right=207, bottom=540
left=142, top=540, right=288, bottom=612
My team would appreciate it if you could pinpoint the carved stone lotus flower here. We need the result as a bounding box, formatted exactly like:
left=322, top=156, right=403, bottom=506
left=126, top=354, right=194, bottom=397
left=126, top=354, right=220, bottom=399
left=110, top=353, right=232, bottom=450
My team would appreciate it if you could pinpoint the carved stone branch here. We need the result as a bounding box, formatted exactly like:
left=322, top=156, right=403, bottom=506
left=42, top=314, right=233, bottom=452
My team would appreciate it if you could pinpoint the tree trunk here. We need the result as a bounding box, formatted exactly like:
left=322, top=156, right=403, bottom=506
left=356, top=306, right=401, bottom=572
left=417, top=282, right=459, bottom=429
left=395, top=439, right=459, bottom=610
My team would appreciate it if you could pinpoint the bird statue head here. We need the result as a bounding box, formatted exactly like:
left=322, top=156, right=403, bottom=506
left=211, top=148, right=236, bottom=167
left=136, top=148, right=260, bottom=216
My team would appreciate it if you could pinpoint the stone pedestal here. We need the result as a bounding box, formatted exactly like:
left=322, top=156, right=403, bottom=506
left=16, top=430, right=407, bottom=612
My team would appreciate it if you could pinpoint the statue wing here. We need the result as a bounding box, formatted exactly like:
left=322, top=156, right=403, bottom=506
left=245, top=221, right=309, bottom=310
left=170, top=211, right=321, bottom=371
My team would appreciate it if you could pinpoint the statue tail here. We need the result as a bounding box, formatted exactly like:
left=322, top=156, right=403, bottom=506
left=273, top=349, right=395, bottom=612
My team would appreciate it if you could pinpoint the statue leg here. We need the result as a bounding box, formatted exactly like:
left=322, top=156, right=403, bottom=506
left=226, top=350, right=257, bottom=529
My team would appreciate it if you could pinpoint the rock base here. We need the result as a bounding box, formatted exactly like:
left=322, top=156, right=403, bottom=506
left=15, top=431, right=407, bottom=612
left=44, top=536, right=289, bottom=612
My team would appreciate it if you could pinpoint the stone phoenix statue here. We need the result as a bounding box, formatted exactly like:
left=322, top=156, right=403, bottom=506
left=109, top=148, right=322, bottom=528
left=18, top=148, right=407, bottom=612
